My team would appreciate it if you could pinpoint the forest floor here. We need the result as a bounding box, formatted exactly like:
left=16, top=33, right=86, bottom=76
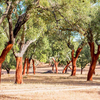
left=0, top=64, right=100, bottom=100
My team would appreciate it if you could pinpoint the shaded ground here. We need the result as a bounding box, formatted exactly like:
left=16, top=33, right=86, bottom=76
left=0, top=65, right=100, bottom=100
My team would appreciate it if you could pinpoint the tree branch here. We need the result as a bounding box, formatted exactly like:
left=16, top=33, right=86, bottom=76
left=15, top=39, right=37, bottom=57
left=75, top=48, right=82, bottom=59
left=0, top=0, right=11, bottom=25
left=71, top=50, right=74, bottom=58
left=88, top=42, right=94, bottom=57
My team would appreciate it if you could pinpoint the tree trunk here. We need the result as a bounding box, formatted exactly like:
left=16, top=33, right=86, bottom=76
left=15, top=57, right=23, bottom=84
left=22, top=58, right=27, bottom=75
left=26, top=58, right=30, bottom=74
left=0, top=43, right=13, bottom=83
left=52, top=65, right=54, bottom=73
left=0, top=63, right=2, bottom=83
left=87, top=42, right=100, bottom=81
left=81, top=68, right=83, bottom=74
left=55, top=62, right=59, bottom=74
left=6, top=69, right=10, bottom=74
left=32, top=59, right=35, bottom=74
left=62, top=61, right=71, bottom=73
left=71, top=58, right=77, bottom=76
left=52, top=58, right=59, bottom=73
left=87, top=56, right=97, bottom=81
left=71, top=48, right=82, bottom=76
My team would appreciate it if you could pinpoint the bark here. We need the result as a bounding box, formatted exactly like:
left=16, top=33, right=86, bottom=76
left=22, top=58, right=27, bottom=75
left=52, top=64, right=54, bottom=73
left=71, top=57, right=77, bottom=76
left=0, top=43, right=13, bottom=83
left=32, top=59, right=35, bottom=74
left=71, top=48, right=82, bottom=76
left=62, top=61, right=72, bottom=73
left=87, top=42, right=100, bottom=81
left=81, top=68, right=83, bottom=74
left=52, top=58, right=59, bottom=73
left=15, top=57, right=23, bottom=84
left=55, top=62, right=59, bottom=73
left=87, top=55, right=98, bottom=81
left=0, top=1, right=11, bottom=25
left=6, top=68, right=10, bottom=74
left=0, top=63, right=2, bottom=83
left=26, top=58, right=30, bottom=74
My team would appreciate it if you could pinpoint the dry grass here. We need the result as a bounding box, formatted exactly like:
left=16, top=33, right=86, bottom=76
left=0, top=65, right=100, bottom=100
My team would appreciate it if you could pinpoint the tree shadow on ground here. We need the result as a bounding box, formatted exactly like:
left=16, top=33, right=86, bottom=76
left=0, top=95, right=19, bottom=100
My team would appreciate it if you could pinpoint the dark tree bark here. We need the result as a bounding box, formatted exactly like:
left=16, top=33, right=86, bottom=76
left=32, top=59, right=35, bottom=74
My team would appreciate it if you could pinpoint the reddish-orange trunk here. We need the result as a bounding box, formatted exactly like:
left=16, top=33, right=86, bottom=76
left=0, top=63, right=2, bottom=83
left=52, top=58, right=59, bottom=73
left=22, top=58, right=27, bottom=75
left=32, top=59, right=35, bottom=74
left=62, top=61, right=71, bottom=73
left=55, top=62, right=59, bottom=74
left=87, top=58, right=97, bottom=81
left=71, top=58, right=76, bottom=76
left=26, top=58, right=30, bottom=74
left=87, top=42, right=100, bottom=81
left=15, top=57, right=23, bottom=84
left=0, top=43, right=13, bottom=83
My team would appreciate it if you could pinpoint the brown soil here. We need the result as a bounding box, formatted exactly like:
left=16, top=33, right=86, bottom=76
left=0, top=65, right=100, bottom=100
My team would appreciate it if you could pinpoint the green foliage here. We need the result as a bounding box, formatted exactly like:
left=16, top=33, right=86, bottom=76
left=2, top=51, right=16, bottom=71
left=40, top=54, right=47, bottom=63
left=76, top=45, right=91, bottom=68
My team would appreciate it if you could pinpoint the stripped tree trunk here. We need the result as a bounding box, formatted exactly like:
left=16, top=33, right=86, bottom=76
left=26, top=58, right=30, bottom=74
left=32, top=59, right=35, bottom=74
left=22, top=58, right=27, bottom=75
left=71, top=58, right=77, bottom=76
left=55, top=62, right=59, bottom=74
left=52, top=58, right=59, bottom=74
left=15, top=57, right=23, bottom=84
left=0, top=63, right=2, bottom=83
left=0, top=43, right=13, bottom=83
left=62, top=61, right=71, bottom=73
left=87, top=42, right=100, bottom=81
left=71, top=48, right=82, bottom=76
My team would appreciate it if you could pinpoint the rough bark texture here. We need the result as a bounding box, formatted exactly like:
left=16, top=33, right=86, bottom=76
left=15, top=57, right=23, bottom=84
left=32, top=59, right=35, bottom=74
left=22, top=58, right=27, bottom=75
left=62, top=61, right=72, bottom=73
left=87, top=42, right=100, bottom=81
